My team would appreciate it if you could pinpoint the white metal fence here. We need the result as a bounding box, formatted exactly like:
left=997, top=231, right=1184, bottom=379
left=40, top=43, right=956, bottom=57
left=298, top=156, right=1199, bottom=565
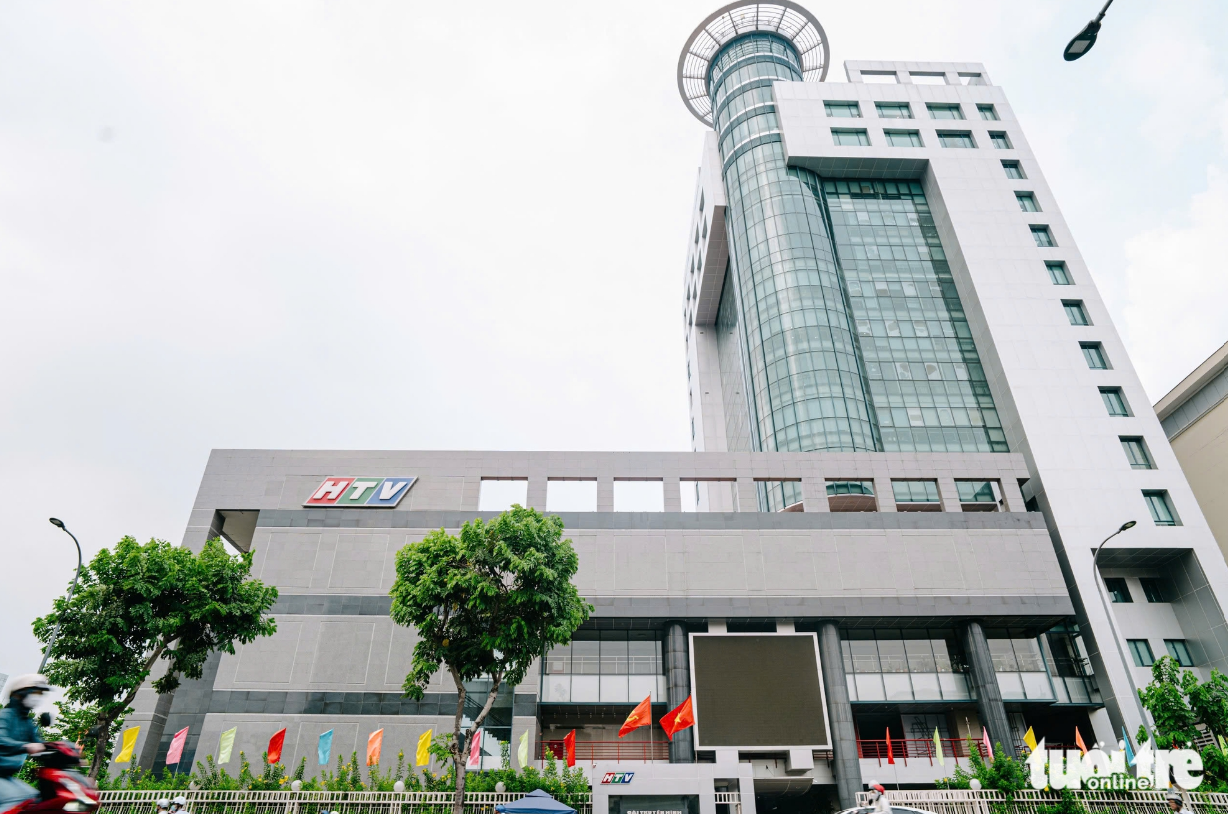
left=855, top=789, right=1228, bottom=814
left=97, top=791, right=593, bottom=814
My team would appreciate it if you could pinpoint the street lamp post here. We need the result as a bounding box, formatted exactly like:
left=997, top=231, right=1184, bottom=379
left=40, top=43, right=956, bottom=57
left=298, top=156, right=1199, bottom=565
left=1064, top=0, right=1115, bottom=61
left=1091, top=520, right=1155, bottom=746
left=37, top=518, right=84, bottom=674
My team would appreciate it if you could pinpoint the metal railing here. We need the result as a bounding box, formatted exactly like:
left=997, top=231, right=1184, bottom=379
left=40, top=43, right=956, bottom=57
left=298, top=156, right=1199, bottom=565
left=854, top=789, right=1228, bottom=814
left=714, top=792, right=742, bottom=814
left=98, top=791, right=593, bottom=814
left=539, top=740, right=669, bottom=764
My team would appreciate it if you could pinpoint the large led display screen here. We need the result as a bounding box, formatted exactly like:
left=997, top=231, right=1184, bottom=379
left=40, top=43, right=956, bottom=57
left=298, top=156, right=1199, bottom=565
left=690, top=634, right=829, bottom=748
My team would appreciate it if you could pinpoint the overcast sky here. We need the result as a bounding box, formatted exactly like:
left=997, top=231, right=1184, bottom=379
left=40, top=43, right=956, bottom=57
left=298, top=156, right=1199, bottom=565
left=3, top=0, right=1227, bottom=674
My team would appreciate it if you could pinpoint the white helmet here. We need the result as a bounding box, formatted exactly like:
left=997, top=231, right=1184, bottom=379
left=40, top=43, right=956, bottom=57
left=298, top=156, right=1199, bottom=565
left=6, top=674, right=51, bottom=696
left=173, top=797, right=187, bottom=806
left=157, top=800, right=170, bottom=809
left=1166, top=791, right=1184, bottom=802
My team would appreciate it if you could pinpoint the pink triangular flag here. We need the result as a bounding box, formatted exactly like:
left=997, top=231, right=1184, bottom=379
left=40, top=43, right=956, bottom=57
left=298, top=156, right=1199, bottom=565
left=165, top=726, right=189, bottom=766
left=466, top=727, right=482, bottom=769
left=982, top=726, right=994, bottom=761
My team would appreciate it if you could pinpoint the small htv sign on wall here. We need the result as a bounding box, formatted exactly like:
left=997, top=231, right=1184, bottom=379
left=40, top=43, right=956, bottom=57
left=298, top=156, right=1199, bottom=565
left=304, top=477, right=416, bottom=508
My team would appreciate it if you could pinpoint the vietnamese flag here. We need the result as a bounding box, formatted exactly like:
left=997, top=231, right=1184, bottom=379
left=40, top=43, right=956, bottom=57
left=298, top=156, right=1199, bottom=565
left=563, top=729, right=576, bottom=767
left=660, top=696, right=695, bottom=741
left=619, top=696, right=653, bottom=738
left=268, top=728, right=287, bottom=764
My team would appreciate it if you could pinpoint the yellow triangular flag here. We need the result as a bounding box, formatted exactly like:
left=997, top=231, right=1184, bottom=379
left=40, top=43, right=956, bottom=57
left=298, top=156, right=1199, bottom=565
left=416, top=728, right=433, bottom=767
left=114, top=726, right=140, bottom=763
left=517, top=730, right=530, bottom=768
left=218, top=726, right=237, bottom=764
left=1023, top=726, right=1038, bottom=751
left=934, top=727, right=944, bottom=767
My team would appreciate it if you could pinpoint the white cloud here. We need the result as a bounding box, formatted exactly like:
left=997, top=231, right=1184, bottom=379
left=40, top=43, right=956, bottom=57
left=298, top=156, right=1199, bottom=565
left=1122, top=165, right=1228, bottom=400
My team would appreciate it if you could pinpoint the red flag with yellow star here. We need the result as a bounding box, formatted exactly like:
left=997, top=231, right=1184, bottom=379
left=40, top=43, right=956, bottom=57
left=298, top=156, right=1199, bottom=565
left=619, top=696, right=653, bottom=738
left=660, top=696, right=694, bottom=741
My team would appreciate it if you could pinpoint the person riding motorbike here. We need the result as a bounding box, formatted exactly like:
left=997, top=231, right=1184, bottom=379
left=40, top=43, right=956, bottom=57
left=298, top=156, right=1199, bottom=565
left=0, top=675, right=50, bottom=813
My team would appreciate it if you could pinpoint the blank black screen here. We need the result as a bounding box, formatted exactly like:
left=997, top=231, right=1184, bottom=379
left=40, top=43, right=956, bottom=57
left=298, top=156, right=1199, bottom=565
left=691, top=634, right=829, bottom=748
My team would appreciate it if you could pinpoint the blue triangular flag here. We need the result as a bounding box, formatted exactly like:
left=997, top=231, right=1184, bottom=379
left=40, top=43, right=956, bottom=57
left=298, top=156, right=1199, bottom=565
left=1122, top=727, right=1136, bottom=767
left=319, top=729, right=334, bottom=765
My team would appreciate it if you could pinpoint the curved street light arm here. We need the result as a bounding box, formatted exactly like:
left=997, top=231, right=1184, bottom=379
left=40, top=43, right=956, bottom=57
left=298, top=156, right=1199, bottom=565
left=37, top=521, right=85, bottom=675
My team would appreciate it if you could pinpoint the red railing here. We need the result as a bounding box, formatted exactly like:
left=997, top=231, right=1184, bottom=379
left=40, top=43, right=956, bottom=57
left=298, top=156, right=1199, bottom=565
left=540, top=740, right=670, bottom=764
left=858, top=739, right=1074, bottom=766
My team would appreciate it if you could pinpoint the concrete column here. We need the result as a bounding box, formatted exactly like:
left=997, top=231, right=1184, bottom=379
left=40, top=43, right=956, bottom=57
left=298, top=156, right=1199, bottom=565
left=818, top=621, right=862, bottom=809
left=736, top=478, right=759, bottom=512
left=137, top=691, right=174, bottom=771
left=665, top=622, right=694, bottom=763
left=961, top=620, right=1013, bottom=754
left=597, top=477, right=614, bottom=512
left=526, top=477, right=547, bottom=511
left=937, top=477, right=962, bottom=513
left=801, top=477, right=828, bottom=513
left=664, top=476, right=682, bottom=512
left=871, top=475, right=896, bottom=512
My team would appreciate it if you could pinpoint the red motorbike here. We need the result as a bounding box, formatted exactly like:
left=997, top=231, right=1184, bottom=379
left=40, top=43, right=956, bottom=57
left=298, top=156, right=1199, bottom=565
left=9, top=742, right=99, bottom=814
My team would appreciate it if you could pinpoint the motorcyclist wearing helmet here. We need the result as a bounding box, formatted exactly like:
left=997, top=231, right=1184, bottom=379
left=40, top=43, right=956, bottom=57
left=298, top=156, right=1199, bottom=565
left=0, top=675, right=50, bottom=813
left=1166, top=790, right=1192, bottom=814
left=156, top=800, right=170, bottom=814
left=170, top=795, right=189, bottom=814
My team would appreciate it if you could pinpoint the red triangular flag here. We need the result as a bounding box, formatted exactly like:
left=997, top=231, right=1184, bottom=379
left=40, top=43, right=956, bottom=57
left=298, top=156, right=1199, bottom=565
left=1074, top=726, right=1087, bottom=755
left=563, top=729, right=576, bottom=767
left=660, top=696, right=694, bottom=741
left=268, top=727, right=287, bottom=764
left=886, top=726, right=895, bottom=765
left=466, top=727, right=483, bottom=769
left=619, top=696, right=653, bottom=738
left=165, top=726, right=189, bottom=766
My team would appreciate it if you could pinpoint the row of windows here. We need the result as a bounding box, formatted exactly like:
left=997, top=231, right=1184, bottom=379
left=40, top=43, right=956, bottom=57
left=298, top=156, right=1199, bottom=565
left=831, top=127, right=1012, bottom=150
left=1104, top=576, right=1169, bottom=604
left=1127, top=638, right=1194, bottom=668
left=824, top=101, right=1000, bottom=121
left=825, top=477, right=1000, bottom=512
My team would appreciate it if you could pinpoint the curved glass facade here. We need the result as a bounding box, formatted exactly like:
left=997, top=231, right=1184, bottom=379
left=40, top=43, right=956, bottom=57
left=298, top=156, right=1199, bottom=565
left=710, top=33, right=879, bottom=458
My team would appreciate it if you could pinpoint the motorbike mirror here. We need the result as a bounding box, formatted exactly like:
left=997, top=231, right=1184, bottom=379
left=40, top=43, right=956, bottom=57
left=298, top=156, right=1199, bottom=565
left=38, top=712, right=52, bottom=728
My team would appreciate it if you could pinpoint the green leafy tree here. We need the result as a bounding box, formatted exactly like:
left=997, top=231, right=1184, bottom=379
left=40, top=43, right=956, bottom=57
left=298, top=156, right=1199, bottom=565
left=1190, top=669, right=1228, bottom=741
left=1136, top=655, right=1200, bottom=749
left=33, top=536, right=278, bottom=779
left=935, top=738, right=1027, bottom=796
left=389, top=506, right=591, bottom=814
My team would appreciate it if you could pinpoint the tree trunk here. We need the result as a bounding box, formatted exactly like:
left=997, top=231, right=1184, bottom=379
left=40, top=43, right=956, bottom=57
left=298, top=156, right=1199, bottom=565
left=88, top=716, right=114, bottom=780
left=450, top=672, right=504, bottom=814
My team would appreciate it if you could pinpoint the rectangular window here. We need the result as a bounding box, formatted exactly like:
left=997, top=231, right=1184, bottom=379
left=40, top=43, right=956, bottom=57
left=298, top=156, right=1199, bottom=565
left=1104, top=577, right=1132, bottom=603
left=1128, top=639, right=1155, bottom=667
left=978, top=104, right=1000, bottom=120
left=937, top=131, right=975, bottom=148
left=884, top=129, right=923, bottom=147
left=1121, top=437, right=1153, bottom=469
left=1100, top=387, right=1130, bottom=416
left=1140, top=577, right=1171, bottom=603
left=959, top=72, right=985, bottom=85
left=1081, top=342, right=1109, bottom=369
left=875, top=102, right=913, bottom=119
left=910, top=72, right=947, bottom=85
left=1046, top=261, right=1071, bottom=285
left=827, top=480, right=877, bottom=512
left=1002, top=160, right=1025, bottom=179
left=861, top=71, right=898, bottom=84
left=1063, top=300, right=1090, bottom=326
left=1016, top=192, right=1040, bottom=212
left=990, top=132, right=1013, bottom=149
left=928, top=103, right=964, bottom=120
left=825, top=101, right=862, bottom=118
left=1166, top=639, right=1195, bottom=667
left=1144, top=490, right=1179, bottom=526
left=956, top=480, right=999, bottom=512
left=892, top=479, right=941, bottom=511
left=832, top=128, right=871, bottom=146
left=1032, top=225, right=1056, bottom=247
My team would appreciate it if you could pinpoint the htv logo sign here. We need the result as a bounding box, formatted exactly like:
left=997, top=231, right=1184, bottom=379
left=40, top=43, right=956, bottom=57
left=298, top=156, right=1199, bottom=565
left=304, top=477, right=416, bottom=508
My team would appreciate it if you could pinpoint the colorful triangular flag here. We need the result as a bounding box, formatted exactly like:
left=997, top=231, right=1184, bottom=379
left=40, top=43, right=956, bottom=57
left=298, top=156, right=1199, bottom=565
left=268, top=728, right=286, bottom=764
left=218, top=726, right=237, bottom=764
left=165, top=726, right=189, bottom=766
left=466, top=727, right=483, bottom=769
left=319, top=729, right=334, bottom=766
left=517, top=730, right=529, bottom=768
left=1074, top=726, right=1088, bottom=756
left=1122, top=727, right=1136, bottom=767
left=367, top=728, right=384, bottom=766
left=886, top=726, right=895, bottom=765
left=114, top=727, right=140, bottom=764
left=1023, top=726, right=1038, bottom=751
left=982, top=726, right=994, bottom=761
left=934, top=727, right=945, bottom=767
left=619, top=696, right=653, bottom=737
left=563, top=729, right=576, bottom=767
left=416, top=729, right=432, bottom=767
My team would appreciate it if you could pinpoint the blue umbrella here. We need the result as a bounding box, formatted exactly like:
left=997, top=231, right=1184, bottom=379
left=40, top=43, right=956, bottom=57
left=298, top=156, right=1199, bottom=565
left=495, top=790, right=577, bottom=814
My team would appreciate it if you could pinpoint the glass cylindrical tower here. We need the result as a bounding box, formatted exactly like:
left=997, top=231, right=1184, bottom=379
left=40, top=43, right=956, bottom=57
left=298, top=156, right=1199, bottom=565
left=679, top=3, right=880, bottom=457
